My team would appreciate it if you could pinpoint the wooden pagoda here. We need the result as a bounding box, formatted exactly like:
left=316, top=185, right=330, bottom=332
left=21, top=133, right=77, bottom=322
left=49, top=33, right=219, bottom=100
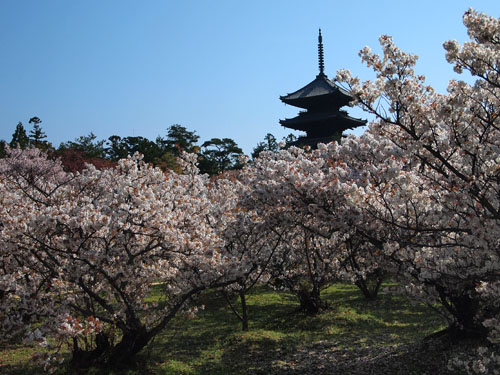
left=279, top=29, right=366, bottom=146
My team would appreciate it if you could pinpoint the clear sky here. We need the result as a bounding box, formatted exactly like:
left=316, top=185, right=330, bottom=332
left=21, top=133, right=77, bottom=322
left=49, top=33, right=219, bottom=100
left=1, top=1, right=499, bottom=155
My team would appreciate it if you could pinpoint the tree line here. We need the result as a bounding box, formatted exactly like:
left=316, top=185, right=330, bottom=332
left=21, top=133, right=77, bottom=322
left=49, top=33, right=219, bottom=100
left=1, top=120, right=296, bottom=175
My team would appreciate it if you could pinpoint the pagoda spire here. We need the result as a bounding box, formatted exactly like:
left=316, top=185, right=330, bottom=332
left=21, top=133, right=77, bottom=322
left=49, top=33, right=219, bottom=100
left=318, top=28, right=325, bottom=76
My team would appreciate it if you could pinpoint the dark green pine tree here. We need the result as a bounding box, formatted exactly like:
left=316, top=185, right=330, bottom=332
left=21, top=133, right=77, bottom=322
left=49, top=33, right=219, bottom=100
left=10, top=122, right=30, bottom=149
left=59, top=132, right=107, bottom=159
left=251, top=133, right=279, bottom=159
left=160, top=124, right=200, bottom=156
left=153, top=125, right=200, bottom=172
left=28, top=117, right=47, bottom=146
left=199, top=137, right=243, bottom=175
left=0, top=141, right=7, bottom=158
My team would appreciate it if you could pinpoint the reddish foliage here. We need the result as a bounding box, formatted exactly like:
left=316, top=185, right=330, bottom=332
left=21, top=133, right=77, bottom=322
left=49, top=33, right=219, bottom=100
left=54, top=149, right=115, bottom=173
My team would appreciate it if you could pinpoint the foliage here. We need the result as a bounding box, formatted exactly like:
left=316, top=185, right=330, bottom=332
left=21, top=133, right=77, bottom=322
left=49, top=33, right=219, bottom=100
left=9, top=122, right=30, bottom=149
left=58, top=132, right=107, bottom=159
left=4, top=120, right=249, bottom=174
left=105, top=135, right=161, bottom=164
left=251, top=133, right=279, bottom=159
left=199, top=138, right=244, bottom=175
left=54, top=149, right=115, bottom=173
left=251, top=133, right=301, bottom=159
left=28, top=117, right=46, bottom=142
left=0, top=141, right=6, bottom=158
left=154, top=125, right=201, bottom=172
left=158, top=124, right=200, bottom=156
left=56, top=132, right=113, bottom=172
left=8, top=117, right=51, bottom=152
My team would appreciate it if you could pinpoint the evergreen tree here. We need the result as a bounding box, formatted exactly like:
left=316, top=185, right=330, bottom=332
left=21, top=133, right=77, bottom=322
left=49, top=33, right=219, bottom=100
left=199, top=137, right=243, bottom=175
left=0, top=141, right=6, bottom=158
left=10, top=122, right=30, bottom=149
left=28, top=117, right=47, bottom=145
left=106, top=135, right=129, bottom=161
left=59, top=132, right=106, bottom=159
left=282, top=133, right=297, bottom=147
left=105, top=135, right=161, bottom=164
left=251, top=133, right=279, bottom=159
left=153, top=125, right=200, bottom=171
left=160, top=124, right=199, bottom=156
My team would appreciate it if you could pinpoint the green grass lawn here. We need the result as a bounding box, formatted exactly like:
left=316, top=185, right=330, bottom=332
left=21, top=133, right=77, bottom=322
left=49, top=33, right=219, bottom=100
left=0, top=283, right=447, bottom=374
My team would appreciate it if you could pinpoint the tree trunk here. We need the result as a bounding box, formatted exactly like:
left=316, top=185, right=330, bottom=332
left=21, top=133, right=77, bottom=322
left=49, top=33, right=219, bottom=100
left=106, top=328, right=150, bottom=366
left=448, top=294, right=487, bottom=341
left=70, top=327, right=151, bottom=369
left=239, top=290, right=249, bottom=331
left=355, top=273, right=384, bottom=300
left=297, top=285, right=323, bottom=314
left=70, top=332, right=111, bottom=368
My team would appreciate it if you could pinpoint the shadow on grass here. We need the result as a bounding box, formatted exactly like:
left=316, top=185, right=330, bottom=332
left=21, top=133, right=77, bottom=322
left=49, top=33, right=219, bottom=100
left=198, top=335, right=298, bottom=375
left=146, top=284, right=446, bottom=374
left=1, top=283, right=447, bottom=375
left=0, top=364, right=42, bottom=375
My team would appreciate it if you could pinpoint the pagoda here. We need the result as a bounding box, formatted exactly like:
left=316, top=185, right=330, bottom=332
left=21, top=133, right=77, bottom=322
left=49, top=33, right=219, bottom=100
left=279, top=29, right=366, bottom=146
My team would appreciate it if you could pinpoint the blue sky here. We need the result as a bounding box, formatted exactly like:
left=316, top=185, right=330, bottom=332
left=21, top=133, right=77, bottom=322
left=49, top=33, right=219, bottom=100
left=1, top=1, right=499, bottom=155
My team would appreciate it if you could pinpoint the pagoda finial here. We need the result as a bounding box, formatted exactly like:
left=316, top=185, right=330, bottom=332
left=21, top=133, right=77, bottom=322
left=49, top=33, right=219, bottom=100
left=318, top=28, right=325, bottom=76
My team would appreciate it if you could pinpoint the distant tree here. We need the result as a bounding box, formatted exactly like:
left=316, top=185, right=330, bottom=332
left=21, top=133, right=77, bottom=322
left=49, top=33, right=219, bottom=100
left=10, top=122, right=30, bottom=149
left=59, top=132, right=107, bottom=159
left=0, top=141, right=7, bottom=158
left=251, top=133, right=279, bottom=159
left=56, top=149, right=115, bottom=173
left=282, top=133, right=297, bottom=147
left=27, top=117, right=53, bottom=151
left=28, top=117, right=47, bottom=144
left=153, top=125, right=200, bottom=172
left=159, top=124, right=200, bottom=156
left=106, top=135, right=129, bottom=161
left=151, top=151, right=180, bottom=172
left=106, top=135, right=161, bottom=164
left=199, top=137, right=244, bottom=175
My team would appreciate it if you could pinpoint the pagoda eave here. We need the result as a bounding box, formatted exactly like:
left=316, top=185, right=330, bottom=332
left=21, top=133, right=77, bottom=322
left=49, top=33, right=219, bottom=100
left=292, top=135, right=341, bottom=148
left=279, top=113, right=366, bottom=131
left=280, top=92, right=351, bottom=110
left=279, top=74, right=353, bottom=110
left=281, top=123, right=358, bottom=134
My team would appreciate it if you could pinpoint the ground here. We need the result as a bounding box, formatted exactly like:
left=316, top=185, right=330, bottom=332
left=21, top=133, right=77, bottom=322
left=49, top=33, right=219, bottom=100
left=2, top=283, right=476, bottom=374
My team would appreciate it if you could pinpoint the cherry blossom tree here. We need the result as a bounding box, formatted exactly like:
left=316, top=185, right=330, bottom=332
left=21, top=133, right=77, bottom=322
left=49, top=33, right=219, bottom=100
left=200, top=171, right=290, bottom=330
left=238, top=148, right=337, bottom=313
left=335, top=8, right=500, bottom=340
left=239, top=147, right=386, bottom=312
left=218, top=203, right=286, bottom=330
left=0, top=149, right=239, bottom=369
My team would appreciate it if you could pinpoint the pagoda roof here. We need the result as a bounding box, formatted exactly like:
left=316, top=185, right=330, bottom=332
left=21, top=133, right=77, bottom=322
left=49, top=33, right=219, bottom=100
left=279, top=110, right=366, bottom=132
left=280, top=73, right=353, bottom=109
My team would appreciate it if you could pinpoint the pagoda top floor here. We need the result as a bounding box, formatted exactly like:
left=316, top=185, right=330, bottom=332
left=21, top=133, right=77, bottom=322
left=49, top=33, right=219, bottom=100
left=279, top=73, right=352, bottom=110
left=279, top=29, right=354, bottom=111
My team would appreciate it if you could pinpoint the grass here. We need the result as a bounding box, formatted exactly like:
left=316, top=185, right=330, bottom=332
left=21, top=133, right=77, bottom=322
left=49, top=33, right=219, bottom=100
left=0, top=283, right=447, bottom=374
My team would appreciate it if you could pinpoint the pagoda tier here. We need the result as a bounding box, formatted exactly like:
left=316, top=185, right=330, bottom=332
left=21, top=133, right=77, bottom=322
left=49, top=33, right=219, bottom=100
left=279, top=109, right=366, bottom=136
left=279, top=29, right=366, bottom=145
left=280, top=73, right=352, bottom=110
